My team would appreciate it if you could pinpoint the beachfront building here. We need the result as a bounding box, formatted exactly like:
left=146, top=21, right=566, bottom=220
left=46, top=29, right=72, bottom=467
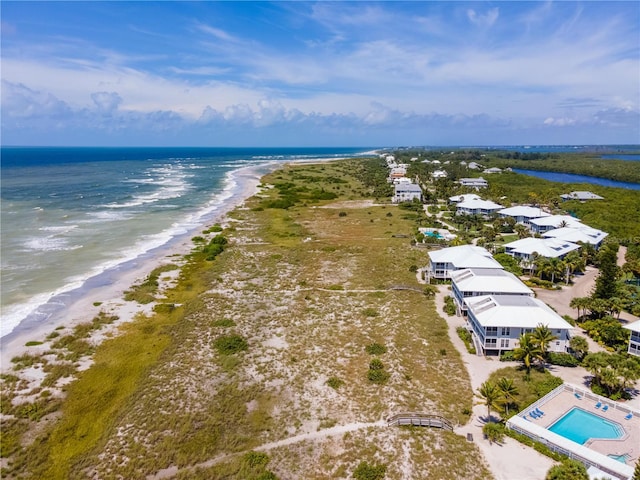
left=455, top=198, right=504, bottom=217
left=449, top=193, right=481, bottom=204
left=542, top=226, right=608, bottom=249
left=560, top=191, right=604, bottom=201
left=502, top=237, right=581, bottom=270
left=388, top=166, right=407, bottom=182
left=498, top=205, right=550, bottom=226
left=425, top=245, right=503, bottom=281
left=393, top=183, right=422, bottom=203
left=392, top=176, right=413, bottom=185
left=458, top=177, right=488, bottom=189
left=624, top=320, right=640, bottom=357
left=466, top=295, right=573, bottom=355
left=529, top=215, right=584, bottom=234
left=451, top=268, right=534, bottom=315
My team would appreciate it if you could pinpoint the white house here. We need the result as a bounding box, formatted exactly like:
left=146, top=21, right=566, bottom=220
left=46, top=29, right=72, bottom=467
left=483, top=167, right=503, bottom=174
left=451, top=268, right=534, bottom=315
left=466, top=295, right=574, bottom=355
left=393, top=183, right=422, bottom=203
left=392, top=176, right=413, bottom=185
left=432, top=169, right=448, bottom=179
left=503, top=237, right=581, bottom=269
left=449, top=193, right=481, bottom=204
left=529, top=215, right=583, bottom=234
left=542, top=226, right=608, bottom=249
left=560, top=191, right=604, bottom=201
left=458, top=177, right=488, bottom=188
left=468, top=162, right=483, bottom=170
left=425, top=245, right=503, bottom=281
left=498, top=206, right=550, bottom=226
left=624, top=320, right=640, bottom=357
left=456, top=198, right=504, bottom=217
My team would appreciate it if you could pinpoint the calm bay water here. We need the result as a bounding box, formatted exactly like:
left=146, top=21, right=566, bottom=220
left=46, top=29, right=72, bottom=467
left=0, top=147, right=373, bottom=338
left=512, top=168, right=640, bottom=190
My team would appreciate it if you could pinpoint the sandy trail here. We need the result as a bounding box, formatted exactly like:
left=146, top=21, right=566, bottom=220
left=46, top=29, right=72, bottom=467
left=147, top=421, right=387, bottom=480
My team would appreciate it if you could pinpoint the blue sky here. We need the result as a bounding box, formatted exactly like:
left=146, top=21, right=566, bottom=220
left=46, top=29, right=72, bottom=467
left=1, top=1, right=639, bottom=146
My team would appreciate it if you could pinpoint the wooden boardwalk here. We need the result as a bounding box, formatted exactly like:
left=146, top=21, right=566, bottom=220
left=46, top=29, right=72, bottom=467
left=387, top=412, right=453, bottom=431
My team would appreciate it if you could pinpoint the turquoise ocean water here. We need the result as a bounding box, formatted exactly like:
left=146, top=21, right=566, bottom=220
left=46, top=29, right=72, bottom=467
left=1, top=147, right=373, bottom=338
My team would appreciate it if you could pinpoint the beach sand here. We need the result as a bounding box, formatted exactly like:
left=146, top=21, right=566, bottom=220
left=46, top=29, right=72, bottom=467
left=0, top=164, right=269, bottom=372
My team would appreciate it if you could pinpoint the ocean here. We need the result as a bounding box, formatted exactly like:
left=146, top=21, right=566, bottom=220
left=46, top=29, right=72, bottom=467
left=0, top=147, right=374, bottom=339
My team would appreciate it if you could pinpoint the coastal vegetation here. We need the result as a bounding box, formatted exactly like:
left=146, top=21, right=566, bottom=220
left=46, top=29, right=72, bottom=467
left=1, top=158, right=490, bottom=480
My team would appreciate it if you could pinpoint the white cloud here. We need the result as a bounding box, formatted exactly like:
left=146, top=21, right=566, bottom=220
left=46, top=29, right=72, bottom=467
left=543, top=117, right=577, bottom=127
left=467, top=8, right=499, bottom=28
left=91, top=91, right=122, bottom=114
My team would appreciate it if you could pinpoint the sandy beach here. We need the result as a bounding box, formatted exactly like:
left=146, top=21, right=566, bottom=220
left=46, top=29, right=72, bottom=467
left=0, top=164, right=270, bottom=372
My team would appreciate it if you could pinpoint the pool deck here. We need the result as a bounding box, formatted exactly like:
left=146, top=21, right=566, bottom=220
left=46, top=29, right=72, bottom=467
left=524, top=389, right=639, bottom=467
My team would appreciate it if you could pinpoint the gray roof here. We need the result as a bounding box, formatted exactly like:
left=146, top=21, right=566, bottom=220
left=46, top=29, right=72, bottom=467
left=561, top=191, right=604, bottom=200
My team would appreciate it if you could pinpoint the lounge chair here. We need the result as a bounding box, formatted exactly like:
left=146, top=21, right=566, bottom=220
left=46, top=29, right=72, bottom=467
left=602, top=405, right=609, bottom=412
left=529, top=412, right=538, bottom=419
left=574, top=393, right=582, bottom=400
left=595, top=402, right=602, bottom=409
left=625, top=413, right=633, bottom=420
left=535, top=408, right=544, bottom=416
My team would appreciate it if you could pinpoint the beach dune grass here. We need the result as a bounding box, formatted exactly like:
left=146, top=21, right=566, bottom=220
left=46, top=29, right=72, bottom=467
left=9, top=310, right=180, bottom=478
left=3, top=159, right=484, bottom=479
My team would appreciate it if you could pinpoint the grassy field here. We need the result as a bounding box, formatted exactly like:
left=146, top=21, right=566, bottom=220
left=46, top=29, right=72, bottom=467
left=1, top=159, right=491, bottom=479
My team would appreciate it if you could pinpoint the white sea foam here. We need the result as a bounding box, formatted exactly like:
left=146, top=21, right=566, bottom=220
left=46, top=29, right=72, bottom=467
left=82, top=211, right=134, bottom=222
left=24, top=236, right=83, bottom=252
left=1, top=165, right=244, bottom=339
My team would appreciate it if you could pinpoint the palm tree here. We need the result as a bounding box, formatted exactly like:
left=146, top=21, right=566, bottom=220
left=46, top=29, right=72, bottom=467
left=532, top=323, right=558, bottom=361
left=514, top=223, right=529, bottom=239
left=478, top=381, right=500, bottom=421
left=563, top=251, right=584, bottom=285
left=569, top=297, right=586, bottom=320
left=496, top=377, right=519, bottom=416
left=535, top=256, right=551, bottom=280
left=607, top=297, right=624, bottom=319
left=513, top=333, right=542, bottom=377
left=548, top=257, right=564, bottom=284
left=569, top=335, right=589, bottom=361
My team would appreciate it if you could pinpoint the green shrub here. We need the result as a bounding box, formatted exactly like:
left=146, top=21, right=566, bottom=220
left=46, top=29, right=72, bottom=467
left=326, top=377, right=344, bottom=389
left=11, top=353, right=45, bottom=370
left=362, top=307, right=378, bottom=318
left=367, top=358, right=390, bottom=384
left=353, top=461, right=387, bottom=480
left=500, top=351, right=516, bottom=362
left=456, top=327, right=476, bottom=354
left=338, top=211, right=347, bottom=217
left=547, top=352, right=579, bottom=367
left=213, top=334, right=248, bottom=355
left=365, top=343, right=387, bottom=355
left=369, top=358, right=384, bottom=370
left=212, top=318, right=236, bottom=327
left=545, top=459, right=589, bottom=480
left=483, top=422, right=505, bottom=444
left=153, top=303, right=176, bottom=314
left=443, top=296, right=456, bottom=315
left=25, top=341, right=43, bottom=347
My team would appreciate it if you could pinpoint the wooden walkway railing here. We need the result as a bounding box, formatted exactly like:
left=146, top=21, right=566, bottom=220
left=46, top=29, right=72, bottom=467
left=386, top=412, right=453, bottom=431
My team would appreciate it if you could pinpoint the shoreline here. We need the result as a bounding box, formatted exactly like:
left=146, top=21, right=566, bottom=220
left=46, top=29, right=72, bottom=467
left=0, top=162, right=277, bottom=370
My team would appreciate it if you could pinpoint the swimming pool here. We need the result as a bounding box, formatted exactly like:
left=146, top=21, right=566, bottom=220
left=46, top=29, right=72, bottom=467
left=548, top=407, right=624, bottom=444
